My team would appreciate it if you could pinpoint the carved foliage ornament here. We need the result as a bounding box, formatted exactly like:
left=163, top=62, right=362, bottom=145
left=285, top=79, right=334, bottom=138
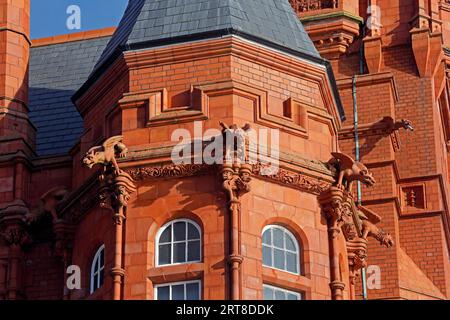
left=252, top=162, right=330, bottom=195
left=125, top=163, right=212, bottom=181
left=0, top=227, right=30, bottom=246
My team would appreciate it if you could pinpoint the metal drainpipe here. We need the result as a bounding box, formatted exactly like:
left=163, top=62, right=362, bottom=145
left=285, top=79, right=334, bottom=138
left=356, top=15, right=369, bottom=300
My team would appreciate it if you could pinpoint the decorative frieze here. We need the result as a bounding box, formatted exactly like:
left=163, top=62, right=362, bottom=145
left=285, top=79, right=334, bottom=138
left=252, top=162, right=331, bottom=195
left=125, top=163, right=213, bottom=181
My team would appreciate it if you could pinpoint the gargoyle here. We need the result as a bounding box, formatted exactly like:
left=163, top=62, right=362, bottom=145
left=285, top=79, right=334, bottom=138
left=331, top=152, right=376, bottom=192
left=26, top=187, right=69, bottom=223
left=383, top=117, right=414, bottom=132
left=219, top=122, right=252, bottom=163
left=358, top=205, right=394, bottom=248
left=361, top=220, right=394, bottom=248
left=82, top=135, right=128, bottom=175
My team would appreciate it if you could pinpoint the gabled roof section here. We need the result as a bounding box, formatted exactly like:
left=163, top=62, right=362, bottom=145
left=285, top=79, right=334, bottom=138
left=29, top=35, right=112, bottom=156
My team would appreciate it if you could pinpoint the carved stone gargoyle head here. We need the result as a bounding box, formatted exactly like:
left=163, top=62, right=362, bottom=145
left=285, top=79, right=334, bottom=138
left=82, top=146, right=103, bottom=169
left=82, top=135, right=128, bottom=175
left=330, top=152, right=376, bottom=192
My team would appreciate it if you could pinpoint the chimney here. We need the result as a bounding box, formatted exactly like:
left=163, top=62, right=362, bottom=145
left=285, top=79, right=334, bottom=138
left=0, top=0, right=34, bottom=153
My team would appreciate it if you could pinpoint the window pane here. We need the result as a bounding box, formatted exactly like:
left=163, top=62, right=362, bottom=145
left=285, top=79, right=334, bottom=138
left=286, top=252, right=298, bottom=274
left=273, top=248, right=285, bottom=270
left=186, top=283, right=200, bottom=300
left=160, top=226, right=172, bottom=243
left=273, top=228, right=284, bottom=248
left=174, top=222, right=186, bottom=241
left=172, top=284, right=185, bottom=300
left=157, top=286, right=170, bottom=300
left=99, top=249, right=104, bottom=267
left=188, top=223, right=200, bottom=240
left=92, top=274, right=99, bottom=291
left=262, top=229, right=272, bottom=245
left=173, top=242, right=186, bottom=263
left=285, top=233, right=296, bottom=252
left=99, top=269, right=104, bottom=288
left=263, top=286, right=274, bottom=300
left=262, top=245, right=272, bottom=267
left=274, top=289, right=285, bottom=300
left=287, top=293, right=298, bottom=300
left=187, top=240, right=201, bottom=261
left=158, top=244, right=171, bottom=265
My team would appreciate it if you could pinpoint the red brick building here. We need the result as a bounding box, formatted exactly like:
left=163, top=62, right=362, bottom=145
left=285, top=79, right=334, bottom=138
left=0, top=0, right=449, bottom=300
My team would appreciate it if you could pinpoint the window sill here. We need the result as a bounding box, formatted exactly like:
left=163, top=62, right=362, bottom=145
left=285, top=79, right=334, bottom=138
left=148, top=263, right=204, bottom=284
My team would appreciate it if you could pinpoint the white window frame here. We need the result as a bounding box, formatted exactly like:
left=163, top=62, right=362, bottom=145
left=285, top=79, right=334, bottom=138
left=262, top=225, right=301, bottom=275
left=154, top=280, right=202, bottom=300
left=90, top=244, right=105, bottom=294
left=155, top=219, right=202, bottom=267
left=263, top=284, right=302, bottom=300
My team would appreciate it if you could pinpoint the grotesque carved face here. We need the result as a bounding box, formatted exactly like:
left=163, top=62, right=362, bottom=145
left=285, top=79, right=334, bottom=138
left=359, top=168, right=376, bottom=187
left=222, top=170, right=233, bottom=181
left=82, top=147, right=101, bottom=169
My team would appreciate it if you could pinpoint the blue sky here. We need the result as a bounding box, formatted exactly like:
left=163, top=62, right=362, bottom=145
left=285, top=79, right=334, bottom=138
left=30, top=0, right=129, bottom=39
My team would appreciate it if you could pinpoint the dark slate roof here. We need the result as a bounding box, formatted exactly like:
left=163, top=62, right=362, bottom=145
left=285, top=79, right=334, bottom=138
left=29, top=36, right=111, bottom=156
left=90, top=0, right=319, bottom=77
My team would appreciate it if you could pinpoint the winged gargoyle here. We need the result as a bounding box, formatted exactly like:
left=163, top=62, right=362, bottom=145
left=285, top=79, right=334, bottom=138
left=26, top=187, right=69, bottom=223
left=331, top=152, right=376, bottom=192
left=82, top=135, right=128, bottom=175
left=358, top=205, right=394, bottom=248
left=219, top=122, right=252, bottom=162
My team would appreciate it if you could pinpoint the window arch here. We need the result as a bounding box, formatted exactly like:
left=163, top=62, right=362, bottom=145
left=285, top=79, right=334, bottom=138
left=90, top=244, right=105, bottom=294
left=156, top=219, right=202, bottom=266
left=262, top=225, right=300, bottom=274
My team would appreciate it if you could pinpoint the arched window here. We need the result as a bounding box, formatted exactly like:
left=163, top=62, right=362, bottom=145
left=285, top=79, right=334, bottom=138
left=90, top=244, right=105, bottom=294
left=262, top=225, right=300, bottom=274
left=156, top=219, right=201, bottom=266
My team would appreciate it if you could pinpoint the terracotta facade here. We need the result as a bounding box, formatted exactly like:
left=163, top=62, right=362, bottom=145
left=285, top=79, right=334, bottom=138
left=0, top=0, right=449, bottom=300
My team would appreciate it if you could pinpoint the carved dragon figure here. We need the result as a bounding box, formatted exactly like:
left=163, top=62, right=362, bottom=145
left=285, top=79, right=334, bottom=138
left=358, top=205, right=394, bottom=248
left=26, top=187, right=69, bottom=223
left=361, top=219, right=394, bottom=248
left=331, top=152, right=376, bottom=192
left=82, top=136, right=128, bottom=175
left=383, top=116, right=414, bottom=132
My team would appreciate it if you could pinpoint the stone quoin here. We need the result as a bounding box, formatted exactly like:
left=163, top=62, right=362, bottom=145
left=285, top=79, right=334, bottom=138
left=0, top=0, right=449, bottom=300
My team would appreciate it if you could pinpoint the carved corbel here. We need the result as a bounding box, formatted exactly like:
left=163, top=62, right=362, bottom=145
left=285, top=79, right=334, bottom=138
left=0, top=200, right=31, bottom=247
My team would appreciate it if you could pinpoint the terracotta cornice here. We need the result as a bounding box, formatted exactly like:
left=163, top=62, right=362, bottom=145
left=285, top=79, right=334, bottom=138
left=122, top=160, right=333, bottom=196
left=299, top=11, right=364, bottom=24
left=252, top=163, right=332, bottom=195
left=120, top=141, right=334, bottom=178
